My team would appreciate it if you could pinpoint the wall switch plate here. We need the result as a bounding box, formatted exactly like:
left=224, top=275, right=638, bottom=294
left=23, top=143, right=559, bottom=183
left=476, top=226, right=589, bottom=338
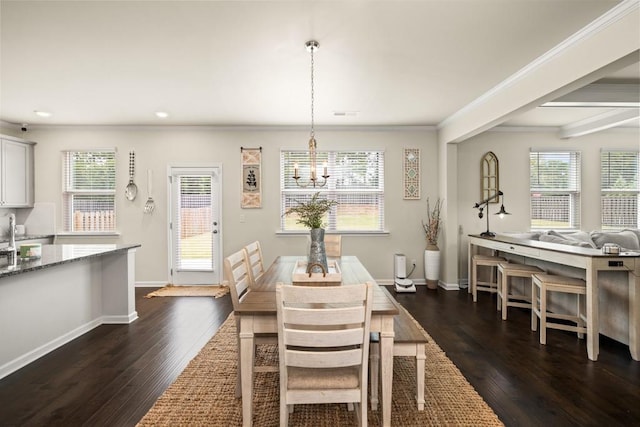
left=239, top=214, right=246, bottom=223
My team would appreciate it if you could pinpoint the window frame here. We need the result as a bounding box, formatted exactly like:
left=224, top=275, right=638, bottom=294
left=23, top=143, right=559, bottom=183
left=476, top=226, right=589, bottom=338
left=61, top=149, right=117, bottom=234
left=280, top=149, right=386, bottom=234
left=600, top=150, right=639, bottom=230
left=529, top=150, right=581, bottom=230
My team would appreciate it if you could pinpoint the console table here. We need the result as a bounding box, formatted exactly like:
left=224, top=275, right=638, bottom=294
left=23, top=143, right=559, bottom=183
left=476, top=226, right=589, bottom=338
left=468, top=234, right=640, bottom=362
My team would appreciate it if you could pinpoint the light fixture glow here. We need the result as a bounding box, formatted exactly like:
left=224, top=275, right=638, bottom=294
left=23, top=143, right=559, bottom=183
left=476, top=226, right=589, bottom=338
left=155, top=111, right=169, bottom=118
left=34, top=110, right=51, bottom=117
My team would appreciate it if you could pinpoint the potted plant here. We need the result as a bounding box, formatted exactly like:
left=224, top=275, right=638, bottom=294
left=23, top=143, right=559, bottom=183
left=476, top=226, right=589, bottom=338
left=284, top=192, right=337, bottom=273
left=422, top=197, right=443, bottom=290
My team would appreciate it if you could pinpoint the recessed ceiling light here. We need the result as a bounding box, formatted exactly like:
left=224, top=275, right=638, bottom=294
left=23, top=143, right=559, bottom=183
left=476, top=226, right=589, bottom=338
left=34, top=110, right=51, bottom=117
left=333, top=111, right=359, bottom=117
left=155, top=111, right=169, bottom=118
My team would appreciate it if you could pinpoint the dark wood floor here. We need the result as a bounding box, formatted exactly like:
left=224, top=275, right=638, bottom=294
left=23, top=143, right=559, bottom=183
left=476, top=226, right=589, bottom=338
left=0, top=286, right=638, bottom=426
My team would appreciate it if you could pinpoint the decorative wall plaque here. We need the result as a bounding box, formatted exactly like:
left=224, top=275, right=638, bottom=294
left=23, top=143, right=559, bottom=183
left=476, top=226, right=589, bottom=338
left=481, top=151, right=499, bottom=203
left=403, top=148, right=420, bottom=199
left=241, top=147, right=262, bottom=208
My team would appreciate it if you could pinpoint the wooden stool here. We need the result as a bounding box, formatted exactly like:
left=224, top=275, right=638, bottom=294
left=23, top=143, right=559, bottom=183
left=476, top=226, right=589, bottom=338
left=497, top=262, right=544, bottom=320
left=531, top=273, right=587, bottom=346
left=470, top=254, right=506, bottom=302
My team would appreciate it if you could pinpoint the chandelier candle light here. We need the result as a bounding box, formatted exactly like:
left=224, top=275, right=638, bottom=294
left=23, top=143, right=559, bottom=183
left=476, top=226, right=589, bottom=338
left=293, top=40, right=329, bottom=188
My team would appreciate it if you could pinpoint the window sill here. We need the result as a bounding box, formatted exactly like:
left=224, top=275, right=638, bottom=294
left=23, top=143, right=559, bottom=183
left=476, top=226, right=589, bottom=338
left=56, top=231, right=121, bottom=237
left=276, top=230, right=390, bottom=236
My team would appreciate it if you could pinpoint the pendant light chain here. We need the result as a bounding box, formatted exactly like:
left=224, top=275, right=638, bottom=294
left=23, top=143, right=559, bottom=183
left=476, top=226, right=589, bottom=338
left=293, top=40, right=328, bottom=188
left=310, top=44, right=315, bottom=139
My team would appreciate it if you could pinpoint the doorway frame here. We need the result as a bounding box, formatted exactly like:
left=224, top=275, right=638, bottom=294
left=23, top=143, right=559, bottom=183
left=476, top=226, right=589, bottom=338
left=166, top=162, right=223, bottom=285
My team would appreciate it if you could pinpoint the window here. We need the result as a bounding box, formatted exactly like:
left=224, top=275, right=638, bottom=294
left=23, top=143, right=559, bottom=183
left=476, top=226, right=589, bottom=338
left=529, top=151, right=581, bottom=229
left=62, top=150, right=116, bottom=232
left=601, top=150, right=639, bottom=229
left=280, top=150, right=385, bottom=232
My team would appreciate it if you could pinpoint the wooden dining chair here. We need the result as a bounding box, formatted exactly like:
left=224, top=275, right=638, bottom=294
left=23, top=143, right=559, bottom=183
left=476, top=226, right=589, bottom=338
left=243, top=240, right=265, bottom=285
left=276, top=282, right=373, bottom=427
left=223, top=248, right=277, bottom=397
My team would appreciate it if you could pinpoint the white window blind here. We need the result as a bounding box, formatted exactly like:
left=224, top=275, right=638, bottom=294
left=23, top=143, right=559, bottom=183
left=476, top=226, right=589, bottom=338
left=174, top=175, right=213, bottom=271
left=62, top=150, right=116, bottom=232
left=280, top=150, right=385, bottom=232
left=529, top=151, right=581, bottom=229
left=601, top=150, right=639, bottom=229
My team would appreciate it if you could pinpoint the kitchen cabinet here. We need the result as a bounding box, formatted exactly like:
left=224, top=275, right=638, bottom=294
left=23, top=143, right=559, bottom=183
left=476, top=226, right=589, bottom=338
left=0, top=135, right=35, bottom=207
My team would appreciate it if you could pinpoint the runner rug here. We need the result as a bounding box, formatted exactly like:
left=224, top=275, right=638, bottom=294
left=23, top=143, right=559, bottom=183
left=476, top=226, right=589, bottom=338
left=144, top=285, right=229, bottom=299
left=137, top=308, right=503, bottom=426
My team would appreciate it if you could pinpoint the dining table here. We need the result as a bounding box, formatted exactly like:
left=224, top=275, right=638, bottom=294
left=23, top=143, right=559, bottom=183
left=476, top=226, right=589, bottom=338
left=235, top=255, right=400, bottom=427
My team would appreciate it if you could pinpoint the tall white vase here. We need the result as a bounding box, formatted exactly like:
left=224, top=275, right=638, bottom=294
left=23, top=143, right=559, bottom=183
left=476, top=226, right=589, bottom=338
left=424, top=245, right=440, bottom=290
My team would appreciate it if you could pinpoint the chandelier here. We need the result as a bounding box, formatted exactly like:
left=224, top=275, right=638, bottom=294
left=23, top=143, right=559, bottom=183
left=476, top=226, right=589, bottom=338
left=293, top=40, right=329, bottom=188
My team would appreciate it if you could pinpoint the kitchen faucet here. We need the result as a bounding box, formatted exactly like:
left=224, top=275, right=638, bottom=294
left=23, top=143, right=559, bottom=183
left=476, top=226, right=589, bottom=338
left=8, top=213, right=16, bottom=251
left=1, top=214, right=17, bottom=266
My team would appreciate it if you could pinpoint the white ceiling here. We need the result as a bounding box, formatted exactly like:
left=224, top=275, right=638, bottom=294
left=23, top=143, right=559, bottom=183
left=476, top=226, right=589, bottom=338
left=0, top=0, right=637, bottom=133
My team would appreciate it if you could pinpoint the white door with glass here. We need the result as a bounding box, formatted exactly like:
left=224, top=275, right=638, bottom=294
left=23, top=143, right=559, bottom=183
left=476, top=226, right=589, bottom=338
left=169, top=166, right=222, bottom=285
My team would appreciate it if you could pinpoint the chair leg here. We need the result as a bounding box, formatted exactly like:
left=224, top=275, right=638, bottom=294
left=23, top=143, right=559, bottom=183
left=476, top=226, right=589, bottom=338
left=235, top=320, right=242, bottom=398
left=577, top=294, right=585, bottom=339
left=416, top=345, right=426, bottom=411
left=493, top=266, right=499, bottom=294
left=531, top=281, right=538, bottom=332
left=497, top=268, right=503, bottom=312
left=472, top=261, right=478, bottom=302
left=540, top=285, right=547, bottom=345
left=280, top=399, right=289, bottom=427
left=360, top=401, right=367, bottom=427
left=369, top=341, right=379, bottom=410
left=501, top=272, right=509, bottom=320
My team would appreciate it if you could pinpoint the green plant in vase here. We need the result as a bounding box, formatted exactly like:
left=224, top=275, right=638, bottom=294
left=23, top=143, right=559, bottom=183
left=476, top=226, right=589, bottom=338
left=284, top=192, right=337, bottom=273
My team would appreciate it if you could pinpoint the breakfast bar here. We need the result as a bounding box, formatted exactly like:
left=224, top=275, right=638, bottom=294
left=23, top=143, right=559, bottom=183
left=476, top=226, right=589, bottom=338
left=468, top=234, right=640, bottom=361
left=0, top=244, right=140, bottom=379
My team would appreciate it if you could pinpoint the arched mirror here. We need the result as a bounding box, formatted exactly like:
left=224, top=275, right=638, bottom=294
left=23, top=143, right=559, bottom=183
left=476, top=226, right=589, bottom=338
left=481, top=151, right=499, bottom=203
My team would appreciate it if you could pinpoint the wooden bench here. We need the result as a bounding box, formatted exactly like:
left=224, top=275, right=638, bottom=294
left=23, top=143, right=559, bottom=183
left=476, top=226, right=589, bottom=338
left=370, top=307, right=429, bottom=411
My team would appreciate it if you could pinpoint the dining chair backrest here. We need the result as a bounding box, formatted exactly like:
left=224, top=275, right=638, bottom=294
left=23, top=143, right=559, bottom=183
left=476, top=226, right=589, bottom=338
left=324, top=234, right=342, bottom=257
left=276, top=282, right=373, bottom=426
left=224, top=249, right=251, bottom=309
left=243, top=241, right=265, bottom=285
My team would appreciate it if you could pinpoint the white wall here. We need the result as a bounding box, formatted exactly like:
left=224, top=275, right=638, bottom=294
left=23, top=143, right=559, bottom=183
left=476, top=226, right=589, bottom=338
left=22, top=126, right=439, bottom=285
left=456, top=128, right=640, bottom=280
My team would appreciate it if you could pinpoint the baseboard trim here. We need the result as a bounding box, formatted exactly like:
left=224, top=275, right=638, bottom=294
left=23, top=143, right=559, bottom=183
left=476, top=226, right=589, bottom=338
left=0, top=318, right=102, bottom=381
left=135, top=281, right=166, bottom=288
left=0, top=311, right=140, bottom=381
left=102, top=312, right=139, bottom=324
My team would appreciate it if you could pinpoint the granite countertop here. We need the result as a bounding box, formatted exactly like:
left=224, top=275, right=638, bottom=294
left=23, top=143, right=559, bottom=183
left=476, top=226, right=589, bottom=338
left=0, top=235, right=55, bottom=244
left=0, top=243, right=141, bottom=278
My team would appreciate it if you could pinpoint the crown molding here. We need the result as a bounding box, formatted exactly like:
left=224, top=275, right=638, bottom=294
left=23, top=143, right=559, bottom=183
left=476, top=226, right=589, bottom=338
left=3, top=123, right=437, bottom=133
left=559, top=108, right=640, bottom=138
left=440, top=0, right=639, bottom=131
left=438, top=0, right=640, bottom=144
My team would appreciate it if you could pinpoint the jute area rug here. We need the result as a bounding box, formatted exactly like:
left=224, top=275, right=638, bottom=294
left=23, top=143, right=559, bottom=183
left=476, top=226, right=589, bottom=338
left=137, top=305, right=502, bottom=426
left=144, top=285, right=229, bottom=299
